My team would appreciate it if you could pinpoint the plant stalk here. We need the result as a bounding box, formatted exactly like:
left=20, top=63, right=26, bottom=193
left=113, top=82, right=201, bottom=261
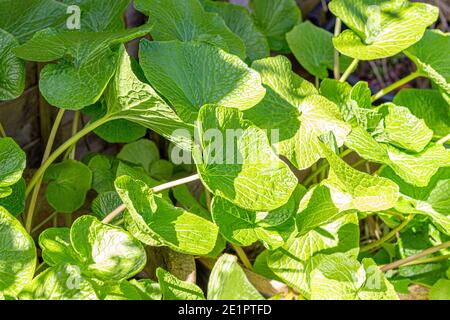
left=333, top=18, right=342, bottom=80
left=0, top=121, right=6, bottom=137
left=102, top=174, right=201, bottom=224
left=232, top=244, right=253, bottom=271
left=436, top=133, right=450, bottom=146
left=25, top=109, right=65, bottom=233
left=371, top=72, right=421, bottom=102
left=339, top=58, right=359, bottom=82
left=381, top=240, right=450, bottom=272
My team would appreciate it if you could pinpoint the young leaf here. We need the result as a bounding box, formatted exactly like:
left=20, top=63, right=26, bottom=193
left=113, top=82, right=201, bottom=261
left=91, top=191, right=123, bottom=223
left=0, top=138, right=26, bottom=198
left=129, top=279, right=162, bottom=300
left=208, top=254, right=264, bottom=300
left=39, top=228, right=82, bottom=267
left=373, top=103, right=434, bottom=153
left=404, top=30, right=450, bottom=97
left=346, top=126, right=450, bottom=186
left=321, top=144, right=400, bottom=212
left=117, top=139, right=160, bottom=173
left=88, top=155, right=117, bottom=194
left=329, top=0, right=438, bottom=60
left=0, top=29, right=25, bottom=100
left=139, top=40, right=265, bottom=123
left=194, top=104, right=298, bottom=211
left=134, top=0, right=246, bottom=59
left=94, top=280, right=143, bottom=300
left=429, top=279, right=450, bottom=300
left=267, top=214, right=359, bottom=298
left=286, top=21, right=352, bottom=79
left=115, top=176, right=219, bottom=255
left=70, top=215, right=147, bottom=282
left=102, top=49, right=195, bottom=151
left=13, top=25, right=151, bottom=109
left=0, top=207, right=37, bottom=297
left=202, top=0, right=270, bottom=62
left=211, top=196, right=295, bottom=250
left=244, top=56, right=350, bottom=170
left=19, top=264, right=98, bottom=300
left=250, top=0, right=301, bottom=52
left=43, top=160, right=92, bottom=213
left=0, top=0, right=67, bottom=43
left=393, top=89, right=450, bottom=140
left=382, top=167, right=450, bottom=235
left=156, top=268, right=205, bottom=300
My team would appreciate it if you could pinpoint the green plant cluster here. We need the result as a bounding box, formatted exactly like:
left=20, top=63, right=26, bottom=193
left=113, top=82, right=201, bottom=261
left=0, top=0, right=449, bottom=300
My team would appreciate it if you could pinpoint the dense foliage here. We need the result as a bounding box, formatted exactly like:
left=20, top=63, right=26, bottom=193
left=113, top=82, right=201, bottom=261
left=0, top=0, right=449, bottom=300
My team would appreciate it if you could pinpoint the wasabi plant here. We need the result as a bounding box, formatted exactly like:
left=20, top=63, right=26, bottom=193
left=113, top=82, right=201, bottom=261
left=0, top=0, right=449, bottom=300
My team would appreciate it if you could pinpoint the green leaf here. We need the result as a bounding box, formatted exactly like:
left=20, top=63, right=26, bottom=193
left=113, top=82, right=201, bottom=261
left=43, top=160, right=92, bottom=213
left=0, top=138, right=26, bottom=198
left=373, top=103, right=434, bottom=153
left=88, top=154, right=117, bottom=194
left=129, top=279, right=162, bottom=300
left=103, top=49, right=195, bottom=151
left=0, top=0, right=67, bottom=43
left=59, top=0, right=130, bottom=32
left=329, top=0, right=439, bottom=60
left=39, top=228, right=81, bottom=267
left=82, top=102, right=147, bottom=143
left=267, top=214, right=359, bottom=298
left=320, top=79, right=381, bottom=129
left=286, top=21, right=351, bottom=79
left=13, top=25, right=151, bottom=109
left=0, top=207, right=36, bottom=296
left=404, top=30, right=450, bottom=96
left=212, top=196, right=295, bottom=250
left=117, top=139, right=160, bottom=173
left=345, top=126, right=450, bottom=186
left=70, top=215, right=146, bottom=282
left=208, top=254, right=264, bottom=300
left=244, top=56, right=350, bottom=170
left=91, top=191, right=123, bottom=223
left=150, top=160, right=174, bottom=181
left=310, top=254, right=398, bottom=300
left=0, top=29, right=25, bottom=100
left=156, top=268, right=205, bottom=300
left=250, top=0, right=301, bottom=52
left=115, top=175, right=219, bottom=255
left=0, top=178, right=25, bottom=216
left=429, top=279, right=450, bottom=300
left=194, top=104, right=298, bottom=211
left=393, top=89, right=450, bottom=140
left=322, top=141, right=399, bottom=212
left=134, top=0, right=246, bottom=59
left=139, top=40, right=265, bottom=124
left=19, top=264, right=98, bottom=300
left=202, top=0, right=270, bottom=62
left=382, top=167, right=450, bottom=235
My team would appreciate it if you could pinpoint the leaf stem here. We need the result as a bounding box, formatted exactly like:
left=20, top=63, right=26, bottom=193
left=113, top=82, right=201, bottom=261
left=333, top=18, right=342, bottom=80
left=371, top=72, right=421, bottom=102
left=102, top=174, right=200, bottom=224
left=31, top=211, right=58, bottom=234
left=65, top=110, right=80, bottom=160
left=339, top=58, right=359, bottom=83
left=0, top=121, right=6, bottom=137
left=232, top=244, right=253, bottom=271
left=25, top=117, right=109, bottom=198
left=436, top=133, right=450, bottom=146
left=360, top=214, right=414, bottom=253
left=25, top=109, right=65, bottom=233
left=381, top=240, right=450, bottom=272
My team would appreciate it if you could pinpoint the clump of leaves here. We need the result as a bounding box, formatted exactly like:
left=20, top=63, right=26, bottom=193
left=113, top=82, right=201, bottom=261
left=0, top=0, right=449, bottom=301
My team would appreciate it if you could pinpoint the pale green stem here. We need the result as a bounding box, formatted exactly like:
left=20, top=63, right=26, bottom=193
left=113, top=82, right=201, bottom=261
left=371, top=72, right=420, bottom=102
left=339, top=59, right=359, bottom=83
left=381, top=240, right=450, bottom=272
left=102, top=174, right=201, bottom=224
left=360, top=214, right=414, bottom=253
left=436, top=133, right=450, bottom=146
left=65, top=110, right=80, bottom=160
left=315, top=77, right=319, bottom=90
left=25, top=109, right=65, bottom=233
left=373, top=164, right=386, bottom=177
left=333, top=18, right=342, bottom=80
left=0, top=122, right=6, bottom=137
left=31, top=211, right=58, bottom=234
left=232, top=244, right=253, bottom=271
left=402, top=254, right=450, bottom=267
left=351, top=158, right=368, bottom=169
